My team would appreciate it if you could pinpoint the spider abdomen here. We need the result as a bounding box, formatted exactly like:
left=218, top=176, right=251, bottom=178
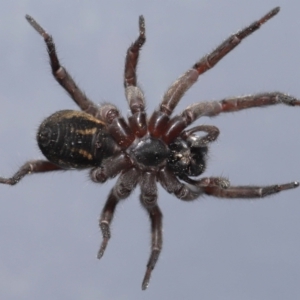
left=37, top=110, right=118, bottom=169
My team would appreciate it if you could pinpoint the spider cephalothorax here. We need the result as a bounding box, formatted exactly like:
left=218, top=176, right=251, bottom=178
left=1, top=7, right=299, bottom=290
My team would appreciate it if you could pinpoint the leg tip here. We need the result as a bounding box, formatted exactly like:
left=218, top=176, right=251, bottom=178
left=97, top=242, right=107, bottom=259
left=294, top=181, right=300, bottom=188
left=141, top=280, right=149, bottom=290
left=97, top=247, right=105, bottom=259
left=141, top=268, right=152, bottom=290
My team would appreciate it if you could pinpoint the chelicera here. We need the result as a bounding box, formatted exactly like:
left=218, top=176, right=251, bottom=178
left=1, top=7, right=299, bottom=290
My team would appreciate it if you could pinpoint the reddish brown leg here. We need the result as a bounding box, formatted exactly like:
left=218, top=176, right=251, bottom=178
left=181, top=176, right=299, bottom=198
left=124, top=15, right=145, bottom=88
left=97, top=168, right=139, bottom=259
left=124, top=16, right=147, bottom=137
left=158, top=168, right=204, bottom=201
left=181, top=92, right=300, bottom=123
left=149, top=7, right=280, bottom=138
left=141, top=204, right=162, bottom=291
left=161, top=92, right=300, bottom=144
left=139, top=172, right=162, bottom=290
left=98, top=103, right=135, bottom=149
left=25, top=15, right=99, bottom=117
left=201, top=179, right=299, bottom=198
left=160, top=7, right=280, bottom=115
left=90, top=153, right=132, bottom=183
left=182, top=125, right=220, bottom=146
left=0, top=160, right=62, bottom=185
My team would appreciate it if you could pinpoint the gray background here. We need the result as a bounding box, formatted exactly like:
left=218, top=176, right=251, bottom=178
left=0, top=0, right=299, bottom=299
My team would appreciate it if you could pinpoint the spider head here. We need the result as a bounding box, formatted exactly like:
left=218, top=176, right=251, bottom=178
left=168, top=135, right=208, bottom=177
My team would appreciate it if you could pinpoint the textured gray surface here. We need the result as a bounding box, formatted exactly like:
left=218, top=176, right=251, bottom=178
left=0, top=1, right=299, bottom=299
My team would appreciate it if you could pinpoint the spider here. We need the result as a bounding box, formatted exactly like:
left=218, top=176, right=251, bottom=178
left=0, top=6, right=299, bottom=290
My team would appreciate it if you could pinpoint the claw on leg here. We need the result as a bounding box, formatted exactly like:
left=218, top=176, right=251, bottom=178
left=97, top=221, right=110, bottom=259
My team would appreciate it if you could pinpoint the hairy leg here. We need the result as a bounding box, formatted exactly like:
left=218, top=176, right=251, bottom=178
left=25, top=15, right=99, bottom=117
left=184, top=176, right=299, bottom=198
left=159, top=167, right=204, bottom=201
left=148, top=7, right=280, bottom=139
left=124, top=16, right=147, bottom=137
left=139, top=172, right=162, bottom=290
left=90, top=153, right=132, bottom=183
left=0, top=160, right=62, bottom=185
left=181, top=92, right=300, bottom=123
left=97, top=168, right=139, bottom=259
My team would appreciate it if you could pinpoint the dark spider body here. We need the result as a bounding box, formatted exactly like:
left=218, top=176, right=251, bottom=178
left=1, top=7, right=300, bottom=290
left=129, top=137, right=169, bottom=169
left=38, top=109, right=207, bottom=184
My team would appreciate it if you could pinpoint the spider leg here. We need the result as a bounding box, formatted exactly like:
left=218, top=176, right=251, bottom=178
left=97, top=103, right=135, bottom=149
left=187, top=176, right=299, bottom=198
left=184, top=125, right=220, bottom=146
left=25, top=15, right=99, bottom=117
left=139, top=172, right=162, bottom=290
left=0, top=160, right=62, bottom=185
left=90, top=153, right=132, bottom=183
left=141, top=204, right=162, bottom=291
left=181, top=92, right=300, bottom=123
left=175, top=125, right=220, bottom=149
left=140, top=172, right=158, bottom=207
left=181, top=176, right=230, bottom=189
left=124, top=16, right=147, bottom=137
left=149, top=7, right=280, bottom=137
left=162, top=92, right=300, bottom=143
left=124, top=16, right=145, bottom=88
left=159, top=168, right=203, bottom=201
left=140, top=168, right=209, bottom=290
left=97, top=168, right=139, bottom=259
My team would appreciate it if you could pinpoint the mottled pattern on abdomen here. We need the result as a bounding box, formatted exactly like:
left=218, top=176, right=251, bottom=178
left=37, top=110, right=118, bottom=168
